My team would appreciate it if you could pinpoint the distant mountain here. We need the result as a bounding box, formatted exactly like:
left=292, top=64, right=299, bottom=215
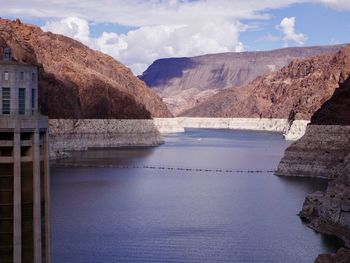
left=182, top=45, right=350, bottom=121
left=140, top=45, right=344, bottom=115
left=0, top=18, right=172, bottom=119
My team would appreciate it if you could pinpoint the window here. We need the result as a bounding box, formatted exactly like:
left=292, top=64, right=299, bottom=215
left=32, top=72, right=35, bottom=82
left=18, top=88, right=25, bottom=115
left=31, top=89, right=35, bottom=109
left=3, top=71, right=9, bottom=81
left=2, top=88, right=10, bottom=114
left=20, top=72, right=24, bottom=81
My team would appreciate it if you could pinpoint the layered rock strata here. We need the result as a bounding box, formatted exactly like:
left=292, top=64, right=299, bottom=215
left=49, top=119, right=164, bottom=158
left=276, top=125, right=350, bottom=179
left=153, top=118, right=185, bottom=133
left=277, top=68, right=350, bottom=260
left=141, top=45, right=343, bottom=115
left=299, top=154, right=350, bottom=250
left=176, top=117, right=308, bottom=140
left=183, top=45, right=350, bottom=123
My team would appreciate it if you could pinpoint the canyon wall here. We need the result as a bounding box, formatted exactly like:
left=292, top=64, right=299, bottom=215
left=277, top=64, right=350, bottom=259
left=141, top=45, right=343, bottom=115
left=276, top=125, right=350, bottom=179
left=176, top=117, right=308, bottom=140
left=0, top=18, right=172, bottom=119
left=183, top=45, right=350, bottom=122
left=49, top=117, right=308, bottom=159
left=49, top=119, right=164, bottom=158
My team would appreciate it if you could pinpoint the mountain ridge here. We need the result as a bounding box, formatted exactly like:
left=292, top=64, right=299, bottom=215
left=141, top=44, right=345, bottom=115
left=182, top=45, right=350, bottom=121
left=0, top=18, right=172, bottom=119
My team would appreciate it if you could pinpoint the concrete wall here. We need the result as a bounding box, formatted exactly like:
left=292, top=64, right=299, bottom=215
left=0, top=63, right=38, bottom=116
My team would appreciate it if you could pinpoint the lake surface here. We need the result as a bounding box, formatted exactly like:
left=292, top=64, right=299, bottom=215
left=51, top=129, right=338, bottom=263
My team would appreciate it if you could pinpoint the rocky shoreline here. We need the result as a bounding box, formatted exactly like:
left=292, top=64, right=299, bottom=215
left=176, top=117, right=309, bottom=140
left=48, top=117, right=309, bottom=159
left=49, top=119, right=165, bottom=159
left=276, top=125, right=350, bottom=179
left=277, top=125, right=350, bottom=261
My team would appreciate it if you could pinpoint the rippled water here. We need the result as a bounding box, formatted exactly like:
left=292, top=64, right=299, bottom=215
left=52, top=129, right=338, bottom=263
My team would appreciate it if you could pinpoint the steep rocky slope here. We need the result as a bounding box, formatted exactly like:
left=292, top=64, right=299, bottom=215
left=276, top=59, right=350, bottom=261
left=141, top=45, right=343, bottom=115
left=183, top=45, right=350, bottom=121
left=0, top=18, right=172, bottom=119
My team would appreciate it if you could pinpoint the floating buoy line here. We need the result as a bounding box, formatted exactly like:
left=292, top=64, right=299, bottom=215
left=54, top=163, right=276, bottom=174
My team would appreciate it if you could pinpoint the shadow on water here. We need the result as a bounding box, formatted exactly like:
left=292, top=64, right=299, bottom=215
left=276, top=175, right=329, bottom=193
left=53, top=147, right=157, bottom=167
left=321, top=234, right=345, bottom=251
left=278, top=175, right=345, bottom=253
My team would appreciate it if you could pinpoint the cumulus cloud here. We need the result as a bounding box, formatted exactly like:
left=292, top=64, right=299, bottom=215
left=42, top=17, right=91, bottom=44
left=278, top=17, right=307, bottom=46
left=2, top=0, right=348, bottom=74
left=42, top=16, right=245, bottom=74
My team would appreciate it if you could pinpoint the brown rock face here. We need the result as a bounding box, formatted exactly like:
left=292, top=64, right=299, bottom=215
left=183, top=45, right=350, bottom=121
left=277, top=49, right=350, bottom=260
left=141, top=45, right=344, bottom=116
left=311, top=73, right=350, bottom=125
left=0, top=18, right=172, bottom=119
left=315, top=248, right=350, bottom=263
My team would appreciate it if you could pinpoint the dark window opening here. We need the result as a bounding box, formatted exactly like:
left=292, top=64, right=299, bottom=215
left=2, top=87, right=10, bottom=114
left=31, top=89, right=35, bottom=109
left=19, top=88, right=25, bottom=115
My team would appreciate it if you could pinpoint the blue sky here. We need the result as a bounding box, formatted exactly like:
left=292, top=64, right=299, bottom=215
left=1, top=1, right=350, bottom=74
left=241, top=3, right=350, bottom=51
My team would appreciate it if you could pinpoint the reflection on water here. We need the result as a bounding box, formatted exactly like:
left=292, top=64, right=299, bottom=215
left=52, top=129, right=337, bottom=263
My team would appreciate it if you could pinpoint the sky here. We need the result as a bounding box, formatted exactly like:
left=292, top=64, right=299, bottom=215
left=1, top=0, right=350, bottom=75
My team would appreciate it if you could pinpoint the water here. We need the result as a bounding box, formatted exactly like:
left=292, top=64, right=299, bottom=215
left=52, top=129, right=338, bottom=263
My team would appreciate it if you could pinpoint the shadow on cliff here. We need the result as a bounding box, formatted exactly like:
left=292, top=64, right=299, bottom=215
left=140, top=57, right=198, bottom=88
left=311, top=74, right=350, bottom=125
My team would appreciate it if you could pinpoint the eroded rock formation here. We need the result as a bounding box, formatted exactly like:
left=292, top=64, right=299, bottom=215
left=0, top=18, right=172, bottom=119
left=277, top=61, right=350, bottom=260
left=183, top=45, right=350, bottom=122
left=141, top=45, right=343, bottom=115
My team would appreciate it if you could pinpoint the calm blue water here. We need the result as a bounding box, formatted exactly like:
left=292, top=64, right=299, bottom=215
left=51, top=129, right=338, bottom=263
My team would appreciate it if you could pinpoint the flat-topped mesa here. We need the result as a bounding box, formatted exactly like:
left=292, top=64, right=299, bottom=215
left=0, top=18, right=172, bottom=119
left=183, top=45, right=350, bottom=121
left=142, top=45, right=344, bottom=116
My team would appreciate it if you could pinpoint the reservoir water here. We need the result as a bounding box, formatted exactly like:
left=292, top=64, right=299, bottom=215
left=52, top=129, right=338, bottom=263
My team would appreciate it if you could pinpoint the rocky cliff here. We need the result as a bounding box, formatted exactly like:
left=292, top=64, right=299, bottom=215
left=141, top=45, right=343, bottom=115
left=0, top=18, right=172, bottom=119
left=277, top=63, right=350, bottom=261
left=183, top=45, right=350, bottom=122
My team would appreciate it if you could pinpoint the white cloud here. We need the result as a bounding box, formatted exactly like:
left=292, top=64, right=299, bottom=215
left=316, top=0, right=350, bottom=11
left=2, top=0, right=348, bottom=74
left=42, top=16, right=245, bottom=75
left=278, top=17, right=307, bottom=46
left=42, top=17, right=91, bottom=44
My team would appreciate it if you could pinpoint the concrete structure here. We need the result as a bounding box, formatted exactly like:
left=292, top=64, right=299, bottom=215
left=0, top=48, right=50, bottom=263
